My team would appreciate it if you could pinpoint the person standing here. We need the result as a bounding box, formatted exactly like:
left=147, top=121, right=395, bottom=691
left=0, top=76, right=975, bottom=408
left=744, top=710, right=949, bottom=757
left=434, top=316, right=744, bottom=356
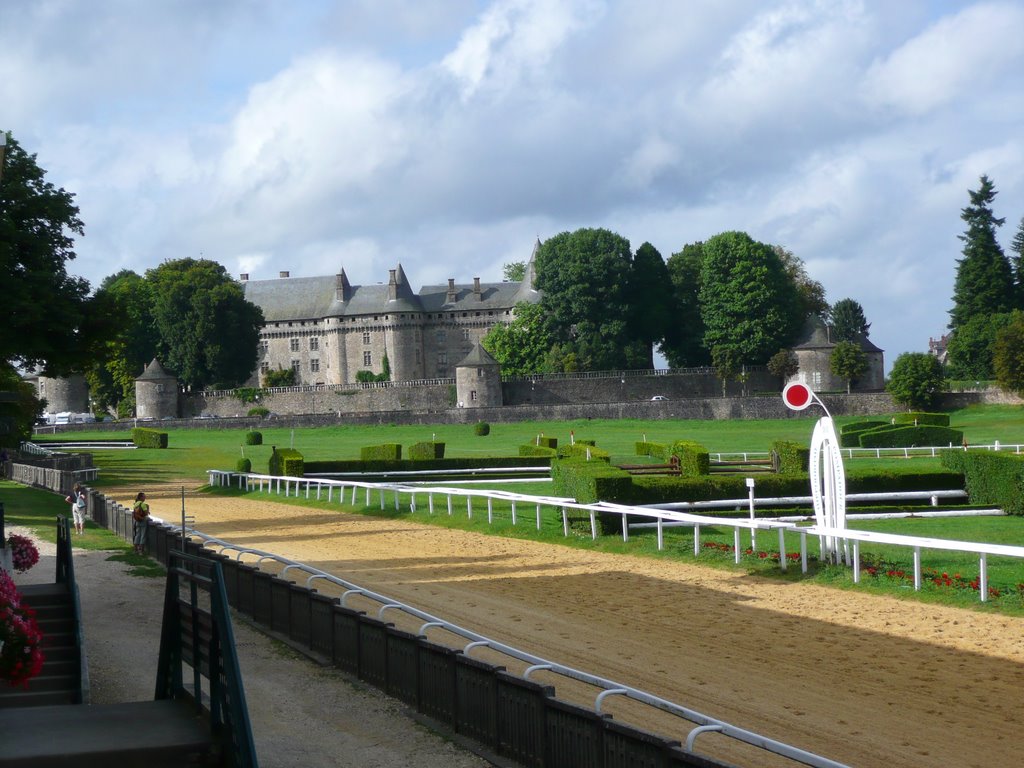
left=132, top=492, right=150, bottom=555
left=65, top=483, right=86, bottom=534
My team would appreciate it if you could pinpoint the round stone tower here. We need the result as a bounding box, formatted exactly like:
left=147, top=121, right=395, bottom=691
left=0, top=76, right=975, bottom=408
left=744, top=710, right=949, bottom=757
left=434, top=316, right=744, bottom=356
left=35, top=374, right=89, bottom=413
left=135, top=359, right=178, bottom=419
left=455, top=344, right=502, bottom=408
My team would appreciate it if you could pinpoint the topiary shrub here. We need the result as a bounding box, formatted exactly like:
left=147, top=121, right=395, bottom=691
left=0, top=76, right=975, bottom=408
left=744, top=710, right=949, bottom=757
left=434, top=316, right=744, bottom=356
left=131, top=427, right=168, bottom=449
left=635, top=441, right=653, bottom=457
left=669, top=440, right=709, bottom=476
left=519, top=445, right=557, bottom=457
left=245, top=430, right=263, bottom=445
left=551, top=458, right=634, bottom=535
left=269, top=446, right=304, bottom=477
left=772, top=440, right=809, bottom=473
left=360, top=444, right=402, bottom=461
left=474, top=421, right=490, bottom=436
left=892, top=412, right=950, bottom=427
left=236, top=457, right=252, bottom=473
left=858, top=425, right=963, bottom=449
left=533, top=435, right=557, bottom=449
left=409, top=441, right=445, bottom=460
left=248, top=406, right=270, bottom=418
left=559, top=443, right=610, bottom=462
left=940, top=449, right=1024, bottom=515
left=839, top=421, right=888, bottom=448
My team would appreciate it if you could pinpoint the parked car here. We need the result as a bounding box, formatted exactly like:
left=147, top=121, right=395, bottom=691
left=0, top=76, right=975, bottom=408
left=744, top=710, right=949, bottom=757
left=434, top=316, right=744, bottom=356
left=651, top=395, right=669, bottom=401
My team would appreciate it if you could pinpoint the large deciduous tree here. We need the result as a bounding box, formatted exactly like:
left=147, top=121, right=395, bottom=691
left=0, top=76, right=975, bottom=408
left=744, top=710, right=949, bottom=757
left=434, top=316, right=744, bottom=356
left=146, top=259, right=264, bottom=390
left=534, top=228, right=647, bottom=370
left=887, top=352, right=945, bottom=411
left=993, top=311, right=1024, bottom=395
left=830, top=298, right=871, bottom=342
left=944, top=312, right=1014, bottom=380
left=774, top=245, right=829, bottom=321
left=624, top=242, right=673, bottom=368
left=0, top=135, right=105, bottom=373
left=661, top=242, right=710, bottom=368
left=698, top=232, right=803, bottom=365
left=830, top=341, right=867, bottom=394
left=949, top=175, right=1014, bottom=331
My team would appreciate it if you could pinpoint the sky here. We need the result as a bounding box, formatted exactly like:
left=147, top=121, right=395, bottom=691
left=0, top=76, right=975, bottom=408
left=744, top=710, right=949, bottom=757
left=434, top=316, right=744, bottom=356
left=3, top=0, right=1023, bottom=372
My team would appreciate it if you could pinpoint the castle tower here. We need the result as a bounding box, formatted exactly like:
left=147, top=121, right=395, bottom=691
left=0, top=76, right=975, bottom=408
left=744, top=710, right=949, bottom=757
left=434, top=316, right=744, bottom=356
left=455, top=344, right=502, bottom=408
left=135, top=359, right=178, bottom=419
left=34, top=374, right=89, bottom=414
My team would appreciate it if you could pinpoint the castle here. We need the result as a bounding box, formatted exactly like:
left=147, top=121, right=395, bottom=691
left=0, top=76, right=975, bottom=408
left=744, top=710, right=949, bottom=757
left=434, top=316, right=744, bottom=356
left=241, top=246, right=540, bottom=387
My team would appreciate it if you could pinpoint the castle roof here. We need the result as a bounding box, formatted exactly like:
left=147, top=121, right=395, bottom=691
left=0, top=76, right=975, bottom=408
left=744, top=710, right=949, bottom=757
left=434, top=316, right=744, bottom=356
left=792, top=316, right=882, bottom=353
left=137, top=358, right=175, bottom=381
left=457, top=344, right=500, bottom=368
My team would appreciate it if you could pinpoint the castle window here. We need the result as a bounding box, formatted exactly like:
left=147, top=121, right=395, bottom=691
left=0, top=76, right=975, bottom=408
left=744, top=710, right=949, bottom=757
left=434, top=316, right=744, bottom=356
left=470, top=390, right=477, bottom=401
left=462, top=329, right=470, bottom=341
left=310, top=359, right=320, bottom=373
left=363, top=331, right=371, bottom=345
left=477, top=368, right=483, bottom=377
left=291, top=359, right=300, bottom=372
left=310, top=337, right=319, bottom=351
left=436, top=330, right=446, bottom=343
left=290, top=338, right=300, bottom=352
left=260, top=362, right=270, bottom=375
left=363, top=351, right=372, bottom=367
left=437, top=351, right=447, bottom=365
left=260, top=340, right=269, bottom=353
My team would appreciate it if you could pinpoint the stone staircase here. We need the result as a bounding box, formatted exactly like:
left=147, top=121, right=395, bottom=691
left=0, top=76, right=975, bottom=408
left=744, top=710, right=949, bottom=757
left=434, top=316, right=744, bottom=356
left=0, top=582, right=81, bottom=708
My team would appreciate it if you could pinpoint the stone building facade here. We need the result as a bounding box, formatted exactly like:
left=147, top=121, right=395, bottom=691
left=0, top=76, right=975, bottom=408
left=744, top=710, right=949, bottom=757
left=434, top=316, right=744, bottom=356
left=241, top=247, right=541, bottom=388
left=135, top=359, right=178, bottom=419
left=26, top=373, right=89, bottom=414
left=455, top=345, right=503, bottom=408
left=789, top=316, right=884, bottom=391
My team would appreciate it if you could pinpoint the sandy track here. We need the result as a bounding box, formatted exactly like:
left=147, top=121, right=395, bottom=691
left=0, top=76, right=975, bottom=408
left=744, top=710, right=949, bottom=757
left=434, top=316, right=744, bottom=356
left=130, top=486, right=1024, bottom=768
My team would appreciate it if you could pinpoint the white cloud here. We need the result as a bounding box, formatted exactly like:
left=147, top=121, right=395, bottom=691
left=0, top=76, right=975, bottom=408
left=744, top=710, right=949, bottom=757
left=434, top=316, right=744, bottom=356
left=862, top=2, right=1024, bottom=116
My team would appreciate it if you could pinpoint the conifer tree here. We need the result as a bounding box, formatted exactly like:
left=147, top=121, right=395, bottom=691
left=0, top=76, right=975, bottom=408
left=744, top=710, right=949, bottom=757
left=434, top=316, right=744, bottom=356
left=949, top=175, right=1014, bottom=331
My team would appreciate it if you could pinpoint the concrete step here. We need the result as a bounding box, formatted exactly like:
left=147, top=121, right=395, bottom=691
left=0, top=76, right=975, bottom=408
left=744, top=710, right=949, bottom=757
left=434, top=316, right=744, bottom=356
left=0, top=699, right=218, bottom=767
left=0, top=687, right=79, bottom=709
left=19, top=583, right=72, bottom=607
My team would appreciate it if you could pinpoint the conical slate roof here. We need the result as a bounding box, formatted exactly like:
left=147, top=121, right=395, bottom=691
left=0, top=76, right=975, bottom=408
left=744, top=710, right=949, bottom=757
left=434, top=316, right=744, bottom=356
left=456, top=344, right=500, bottom=368
left=136, top=358, right=175, bottom=381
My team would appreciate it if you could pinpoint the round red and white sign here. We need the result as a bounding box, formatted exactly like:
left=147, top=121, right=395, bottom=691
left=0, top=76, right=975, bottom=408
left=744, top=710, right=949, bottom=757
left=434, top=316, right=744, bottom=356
left=782, top=382, right=813, bottom=411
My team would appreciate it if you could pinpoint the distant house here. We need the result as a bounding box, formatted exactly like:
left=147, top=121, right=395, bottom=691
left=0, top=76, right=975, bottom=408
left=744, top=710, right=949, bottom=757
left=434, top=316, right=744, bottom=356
left=788, top=316, right=884, bottom=391
left=929, top=333, right=951, bottom=366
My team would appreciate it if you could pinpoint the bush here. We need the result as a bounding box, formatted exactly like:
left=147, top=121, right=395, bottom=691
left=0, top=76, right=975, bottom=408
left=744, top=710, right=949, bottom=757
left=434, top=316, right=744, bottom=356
left=551, top=459, right=634, bottom=535
left=409, top=441, right=445, bottom=460
left=772, top=440, right=809, bottom=473
left=519, top=445, right=557, bottom=457
left=669, top=440, right=709, bottom=476
left=941, top=450, right=1024, bottom=515
left=533, top=435, right=557, bottom=449
left=131, top=428, right=168, bottom=449
left=474, top=421, right=490, bottom=436
left=305, top=457, right=551, bottom=474
left=558, top=443, right=610, bottom=462
left=268, top=446, right=304, bottom=477
left=360, top=444, right=402, bottom=461
left=248, top=406, right=270, bottom=418
left=263, top=367, right=295, bottom=388
left=236, top=458, right=252, bottom=473
left=643, top=442, right=669, bottom=460
left=857, top=425, right=963, bottom=449
left=839, top=421, right=888, bottom=448
left=635, top=441, right=653, bottom=457
left=245, top=430, right=263, bottom=446
left=891, top=412, right=950, bottom=427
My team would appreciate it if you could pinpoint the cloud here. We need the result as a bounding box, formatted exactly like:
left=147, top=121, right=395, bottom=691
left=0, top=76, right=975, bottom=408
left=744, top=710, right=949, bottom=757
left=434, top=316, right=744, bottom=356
left=862, top=2, right=1024, bottom=116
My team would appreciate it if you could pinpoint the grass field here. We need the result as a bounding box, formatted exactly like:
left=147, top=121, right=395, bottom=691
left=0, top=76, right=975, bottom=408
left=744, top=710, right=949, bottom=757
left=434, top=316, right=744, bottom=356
left=23, top=403, right=1024, bottom=613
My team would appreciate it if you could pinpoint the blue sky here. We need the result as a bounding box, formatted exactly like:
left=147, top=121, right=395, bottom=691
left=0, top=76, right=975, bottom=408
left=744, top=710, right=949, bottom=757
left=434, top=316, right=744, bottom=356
left=4, top=0, right=1023, bottom=370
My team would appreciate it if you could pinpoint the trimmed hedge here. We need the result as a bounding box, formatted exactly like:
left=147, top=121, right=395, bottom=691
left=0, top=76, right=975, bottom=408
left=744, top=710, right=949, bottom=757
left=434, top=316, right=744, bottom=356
left=519, top=445, right=557, bottom=458
left=269, top=447, right=304, bottom=477
left=558, top=443, right=611, bottom=462
left=941, top=449, right=1024, bottom=515
left=533, top=436, right=557, bottom=449
left=236, top=458, right=252, bottom=473
left=131, top=427, right=168, bottom=449
left=474, top=422, right=490, bottom=436
left=305, top=456, right=552, bottom=473
left=245, top=430, right=263, bottom=446
left=551, top=459, right=633, bottom=535
left=839, top=421, right=888, bottom=448
left=670, top=440, right=709, bottom=476
left=635, top=441, right=653, bottom=457
left=857, top=425, right=963, bottom=449
left=772, top=440, right=809, bottom=473
left=361, top=444, right=402, bottom=461
left=247, top=406, right=270, bottom=418
left=893, top=412, right=950, bottom=427
left=409, top=441, right=445, bottom=460
left=643, top=442, right=670, bottom=460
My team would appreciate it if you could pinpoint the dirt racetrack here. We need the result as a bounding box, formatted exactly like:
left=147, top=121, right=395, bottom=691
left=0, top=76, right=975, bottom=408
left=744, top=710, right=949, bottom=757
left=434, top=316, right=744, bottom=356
left=132, top=485, right=1024, bottom=768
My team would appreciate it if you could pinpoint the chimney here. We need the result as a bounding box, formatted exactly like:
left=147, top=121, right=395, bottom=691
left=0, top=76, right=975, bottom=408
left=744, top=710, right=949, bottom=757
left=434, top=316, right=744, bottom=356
left=473, top=277, right=482, bottom=300
left=446, top=278, right=457, bottom=304
left=388, top=269, right=398, bottom=301
left=335, top=270, right=351, bottom=302
left=279, top=271, right=290, bottom=279
left=239, top=273, right=249, bottom=281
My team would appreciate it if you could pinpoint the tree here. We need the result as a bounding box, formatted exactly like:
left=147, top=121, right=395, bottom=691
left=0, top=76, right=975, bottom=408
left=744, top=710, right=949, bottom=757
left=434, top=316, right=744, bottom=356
left=767, top=348, right=799, bottom=381
left=263, top=367, right=295, bottom=387
left=661, top=242, right=710, bottom=368
left=711, top=345, right=741, bottom=397
left=887, top=352, right=945, bottom=410
left=830, top=298, right=870, bottom=342
left=1010, top=216, right=1024, bottom=304
left=481, top=301, right=554, bottom=375
left=503, top=261, right=526, bottom=282
left=830, top=341, right=868, bottom=394
left=993, top=312, right=1024, bottom=395
left=146, top=259, right=264, bottom=390
left=949, top=175, right=1014, bottom=331
left=773, top=245, right=830, bottom=321
left=944, top=312, right=1014, bottom=380
left=0, top=135, right=105, bottom=373
left=698, top=232, right=803, bottom=365
left=534, top=228, right=646, bottom=370
left=624, top=242, right=673, bottom=368
left=0, top=362, right=45, bottom=448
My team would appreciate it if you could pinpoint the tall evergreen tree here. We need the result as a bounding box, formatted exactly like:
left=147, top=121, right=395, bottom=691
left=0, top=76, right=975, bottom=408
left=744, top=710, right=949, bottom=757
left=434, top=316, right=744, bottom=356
left=830, top=298, right=870, bottom=342
left=949, top=175, right=1013, bottom=330
left=624, top=242, right=673, bottom=368
left=1010, top=215, right=1024, bottom=304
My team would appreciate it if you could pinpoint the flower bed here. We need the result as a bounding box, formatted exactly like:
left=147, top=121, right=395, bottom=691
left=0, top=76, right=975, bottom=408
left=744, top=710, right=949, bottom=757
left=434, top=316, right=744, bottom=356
left=0, top=569, right=45, bottom=687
